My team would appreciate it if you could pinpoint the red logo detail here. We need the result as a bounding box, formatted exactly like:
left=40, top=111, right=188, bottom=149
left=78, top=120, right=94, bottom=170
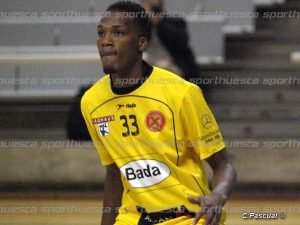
left=92, top=115, right=115, bottom=124
left=145, top=111, right=166, bottom=132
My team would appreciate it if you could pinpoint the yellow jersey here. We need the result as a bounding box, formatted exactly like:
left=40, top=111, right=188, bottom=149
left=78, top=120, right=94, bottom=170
left=81, top=62, right=225, bottom=214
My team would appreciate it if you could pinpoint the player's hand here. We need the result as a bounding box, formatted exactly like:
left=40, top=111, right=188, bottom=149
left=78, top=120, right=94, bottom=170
left=188, top=192, right=225, bottom=225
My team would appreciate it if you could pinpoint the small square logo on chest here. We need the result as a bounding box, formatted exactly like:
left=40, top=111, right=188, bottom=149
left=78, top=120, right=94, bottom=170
left=98, top=123, right=110, bottom=136
left=92, top=115, right=115, bottom=137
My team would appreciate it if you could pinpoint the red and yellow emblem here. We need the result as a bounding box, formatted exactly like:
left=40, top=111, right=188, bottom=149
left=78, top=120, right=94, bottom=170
left=145, top=111, right=166, bottom=132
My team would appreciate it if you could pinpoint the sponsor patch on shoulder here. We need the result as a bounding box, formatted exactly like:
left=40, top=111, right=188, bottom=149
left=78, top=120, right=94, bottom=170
left=201, top=114, right=212, bottom=129
left=92, top=115, right=115, bottom=124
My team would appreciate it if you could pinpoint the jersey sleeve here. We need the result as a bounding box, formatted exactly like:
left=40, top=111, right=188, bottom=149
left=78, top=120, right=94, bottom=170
left=81, top=95, right=114, bottom=166
left=180, top=85, right=225, bottom=160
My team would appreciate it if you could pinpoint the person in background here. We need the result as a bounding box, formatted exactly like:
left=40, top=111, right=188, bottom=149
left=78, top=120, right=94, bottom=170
left=67, top=85, right=92, bottom=140
left=141, top=0, right=199, bottom=82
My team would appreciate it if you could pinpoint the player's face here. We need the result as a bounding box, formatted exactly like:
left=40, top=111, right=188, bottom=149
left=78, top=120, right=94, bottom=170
left=97, top=12, right=143, bottom=75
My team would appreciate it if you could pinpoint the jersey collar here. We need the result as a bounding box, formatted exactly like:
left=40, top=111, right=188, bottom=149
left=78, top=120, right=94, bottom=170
left=110, top=61, right=153, bottom=95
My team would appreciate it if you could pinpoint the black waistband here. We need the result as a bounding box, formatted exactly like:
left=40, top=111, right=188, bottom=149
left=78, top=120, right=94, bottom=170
left=137, top=205, right=195, bottom=225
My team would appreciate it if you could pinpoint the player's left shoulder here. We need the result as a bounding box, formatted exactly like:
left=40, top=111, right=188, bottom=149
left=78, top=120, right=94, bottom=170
left=153, top=66, right=186, bottom=85
left=80, top=75, right=111, bottom=114
left=153, top=66, right=200, bottom=93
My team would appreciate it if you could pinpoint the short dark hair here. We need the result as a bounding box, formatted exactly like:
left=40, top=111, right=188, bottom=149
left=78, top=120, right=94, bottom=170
left=106, top=1, right=152, bottom=41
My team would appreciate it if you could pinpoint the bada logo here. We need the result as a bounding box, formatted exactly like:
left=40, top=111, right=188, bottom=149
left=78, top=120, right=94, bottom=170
left=120, top=160, right=170, bottom=188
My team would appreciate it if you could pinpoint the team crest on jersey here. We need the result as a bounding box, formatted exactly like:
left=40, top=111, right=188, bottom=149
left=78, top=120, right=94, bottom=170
left=145, top=111, right=166, bottom=132
left=92, top=115, right=115, bottom=137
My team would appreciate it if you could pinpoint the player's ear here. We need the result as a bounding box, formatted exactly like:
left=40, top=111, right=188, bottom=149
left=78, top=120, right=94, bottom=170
left=138, top=37, right=149, bottom=52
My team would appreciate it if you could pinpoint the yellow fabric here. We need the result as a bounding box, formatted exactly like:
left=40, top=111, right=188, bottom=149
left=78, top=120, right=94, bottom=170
left=81, top=66, right=225, bottom=215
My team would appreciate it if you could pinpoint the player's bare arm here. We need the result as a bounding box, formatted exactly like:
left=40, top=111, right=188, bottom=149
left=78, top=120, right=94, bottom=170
left=101, top=163, right=123, bottom=225
left=188, top=149, right=237, bottom=225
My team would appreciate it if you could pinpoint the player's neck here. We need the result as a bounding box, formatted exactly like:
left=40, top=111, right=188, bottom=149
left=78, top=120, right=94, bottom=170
left=111, top=60, right=143, bottom=88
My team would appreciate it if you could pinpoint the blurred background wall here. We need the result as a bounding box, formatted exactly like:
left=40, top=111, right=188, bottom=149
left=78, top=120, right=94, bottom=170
left=0, top=0, right=300, bottom=195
